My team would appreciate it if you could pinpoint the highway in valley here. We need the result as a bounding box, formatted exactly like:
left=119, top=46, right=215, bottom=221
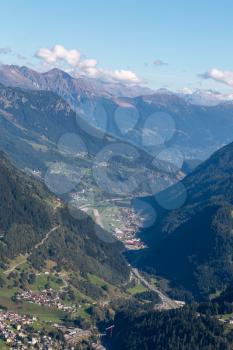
left=131, top=268, right=185, bottom=310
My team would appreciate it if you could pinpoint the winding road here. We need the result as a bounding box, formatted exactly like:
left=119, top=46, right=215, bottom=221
left=4, top=225, right=60, bottom=275
left=33, top=225, right=60, bottom=250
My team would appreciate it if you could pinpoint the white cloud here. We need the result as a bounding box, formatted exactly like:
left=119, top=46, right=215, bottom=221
left=79, top=58, right=97, bottom=69
left=107, top=69, right=140, bottom=83
left=35, top=44, right=140, bottom=84
left=201, top=68, right=233, bottom=88
left=82, top=67, right=99, bottom=77
left=36, top=45, right=81, bottom=66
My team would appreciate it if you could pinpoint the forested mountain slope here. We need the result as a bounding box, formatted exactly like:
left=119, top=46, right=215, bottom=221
left=111, top=306, right=232, bottom=350
left=133, top=142, right=233, bottom=298
left=0, top=152, right=129, bottom=284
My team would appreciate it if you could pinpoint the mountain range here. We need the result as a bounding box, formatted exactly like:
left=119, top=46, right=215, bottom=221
left=0, top=82, right=184, bottom=201
left=1, top=65, right=233, bottom=161
left=0, top=64, right=154, bottom=99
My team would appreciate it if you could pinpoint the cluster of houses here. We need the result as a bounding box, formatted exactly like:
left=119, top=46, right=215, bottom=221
left=0, top=311, right=64, bottom=349
left=0, top=311, right=33, bottom=347
left=113, top=207, right=146, bottom=250
left=16, top=289, right=75, bottom=313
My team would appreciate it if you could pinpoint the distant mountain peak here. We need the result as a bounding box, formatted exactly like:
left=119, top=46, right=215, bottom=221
left=0, top=64, right=154, bottom=99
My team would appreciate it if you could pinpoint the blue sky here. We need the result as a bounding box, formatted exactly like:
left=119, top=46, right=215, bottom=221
left=1, top=0, right=233, bottom=92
